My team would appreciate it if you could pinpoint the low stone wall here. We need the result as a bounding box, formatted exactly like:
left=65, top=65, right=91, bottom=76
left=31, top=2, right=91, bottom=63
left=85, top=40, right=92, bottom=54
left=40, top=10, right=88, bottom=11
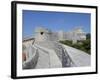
left=22, top=45, right=39, bottom=69
left=61, top=46, right=76, bottom=67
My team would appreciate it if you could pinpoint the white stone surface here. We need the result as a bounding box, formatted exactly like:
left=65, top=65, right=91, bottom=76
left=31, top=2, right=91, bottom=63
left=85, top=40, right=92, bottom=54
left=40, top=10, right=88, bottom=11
left=34, top=44, right=62, bottom=68
left=22, top=39, right=90, bottom=69
left=61, top=44, right=91, bottom=66
left=35, top=48, right=50, bottom=68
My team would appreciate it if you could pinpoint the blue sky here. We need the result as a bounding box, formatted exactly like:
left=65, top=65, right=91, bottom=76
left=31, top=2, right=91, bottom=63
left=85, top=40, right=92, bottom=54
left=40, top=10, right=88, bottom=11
left=23, top=10, right=91, bottom=38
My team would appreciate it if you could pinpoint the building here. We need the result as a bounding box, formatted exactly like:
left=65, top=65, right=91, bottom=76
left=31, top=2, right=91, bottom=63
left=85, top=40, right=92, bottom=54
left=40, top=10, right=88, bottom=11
left=23, top=27, right=86, bottom=46
left=34, top=27, right=86, bottom=43
left=34, top=27, right=52, bottom=42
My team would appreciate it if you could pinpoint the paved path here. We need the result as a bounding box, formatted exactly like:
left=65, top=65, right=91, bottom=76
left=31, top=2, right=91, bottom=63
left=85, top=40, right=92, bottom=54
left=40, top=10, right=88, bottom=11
left=34, top=44, right=62, bottom=68
left=35, top=48, right=50, bottom=69
left=23, top=41, right=90, bottom=69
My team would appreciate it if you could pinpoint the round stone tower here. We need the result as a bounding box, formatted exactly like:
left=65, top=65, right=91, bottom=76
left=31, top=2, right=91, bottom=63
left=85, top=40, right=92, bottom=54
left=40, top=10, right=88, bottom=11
left=35, top=27, right=52, bottom=42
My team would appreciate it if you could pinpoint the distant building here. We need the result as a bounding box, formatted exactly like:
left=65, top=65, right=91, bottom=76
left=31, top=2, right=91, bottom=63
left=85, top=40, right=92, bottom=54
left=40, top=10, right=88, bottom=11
left=34, top=27, right=86, bottom=43
left=23, top=27, right=86, bottom=44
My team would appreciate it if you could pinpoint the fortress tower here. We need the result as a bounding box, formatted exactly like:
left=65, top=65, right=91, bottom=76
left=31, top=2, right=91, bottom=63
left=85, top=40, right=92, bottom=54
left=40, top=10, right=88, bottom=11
left=35, top=27, right=52, bottom=42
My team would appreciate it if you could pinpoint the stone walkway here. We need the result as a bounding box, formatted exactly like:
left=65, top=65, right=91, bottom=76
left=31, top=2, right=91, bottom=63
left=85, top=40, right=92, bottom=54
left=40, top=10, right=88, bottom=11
left=61, top=44, right=91, bottom=66
left=23, top=41, right=90, bottom=69
left=35, top=48, right=50, bottom=69
left=34, top=44, right=62, bottom=68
